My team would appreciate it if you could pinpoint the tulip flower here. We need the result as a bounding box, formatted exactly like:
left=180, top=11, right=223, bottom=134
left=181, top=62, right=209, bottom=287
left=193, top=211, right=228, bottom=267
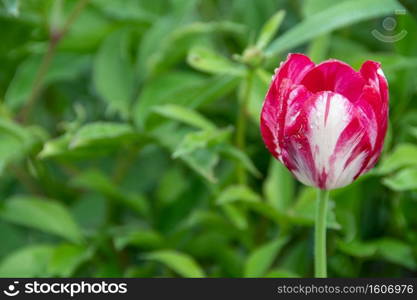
left=260, top=53, right=389, bottom=277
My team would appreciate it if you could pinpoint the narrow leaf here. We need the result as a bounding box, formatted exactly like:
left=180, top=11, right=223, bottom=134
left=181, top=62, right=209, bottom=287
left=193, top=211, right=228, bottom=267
left=0, top=196, right=83, bottom=243
left=93, top=29, right=134, bottom=117
left=187, top=46, right=243, bottom=75
left=217, top=185, right=261, bottom=205
left=256, top=10, right=286, bottom=50
left=144, top=250, right=205, bottom=277
left=267, top=0, right=402, bottom=56
left=0, top=245, right=54, bottom=277
left=263, top=160, right=294, bottom=212
left=377, top=144, right=417, bottom=174
left=70, top=122, right=136, bottom=149
left=244, top=237, right=288, bottom=277
left=152, top=104, right=216, bottom=131
left=48, top=244, right=93, bottom=277
left=383, top=168, right=417, bottom=191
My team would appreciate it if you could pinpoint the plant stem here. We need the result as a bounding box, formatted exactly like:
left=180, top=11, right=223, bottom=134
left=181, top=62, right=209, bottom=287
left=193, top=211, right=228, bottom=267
left=20, top=40, right=58, bottom=123
left=235, top=69, right=254, bottom=185
left=19, top=0, right=90, bottom=124
left=112, top=147, right=138, bottom=184
left=315, top=188, right=329, bottom=278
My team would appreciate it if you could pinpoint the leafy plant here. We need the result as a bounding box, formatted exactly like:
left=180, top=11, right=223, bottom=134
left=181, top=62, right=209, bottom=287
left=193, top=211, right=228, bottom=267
left=0, top=0, right=416, bottom=278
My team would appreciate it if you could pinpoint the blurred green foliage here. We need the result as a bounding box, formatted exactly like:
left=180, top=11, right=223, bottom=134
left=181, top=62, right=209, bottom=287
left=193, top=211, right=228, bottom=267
left=0, top=0, right=416, bottom=278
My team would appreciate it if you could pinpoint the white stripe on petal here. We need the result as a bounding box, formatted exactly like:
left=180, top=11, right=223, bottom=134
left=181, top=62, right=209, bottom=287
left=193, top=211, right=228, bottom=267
left=291, top=147, right=316, bottom=187
left=293, top=168, right=315, bottom=187
left=308, top=92, right=353, bottom=174
left=331, top=151, right=366, bottom=188
left=307, top=92, right=366, bottom=189
left=377, top=68, right=385, bottom=78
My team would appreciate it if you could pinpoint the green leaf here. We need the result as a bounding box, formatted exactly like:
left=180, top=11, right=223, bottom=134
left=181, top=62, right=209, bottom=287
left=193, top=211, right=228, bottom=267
left=244, top=236, right=288, bottom=277
left=39, top=122, right=136, bottom=159
left=144, top=250, right=205, bottom=277
left=256, top=10, right=286, bottom=50
left=172, top=21, right=244, bottom=39
left=38, top=133, right=73, bottom=159
left=217, top=185, right=261, bottom=205
left=0, top=118, right=40, bottom=172
left=376, top=238, right=417, bottom=270
left=337, top=240, right=378, bottom=258
left=0, top=118, right=33, bottom=143
left=303, top=0, right=350, bottom=17
left=48, top=244, right=93, bottom=277
left=137, top=18, right=243, bottom=77
left=173, top=127, right=232, bottom=158
left=377, top=144, right=417, bottom=174
left=187, top=46, right=243, bottom=75
left=265, top=268, right=300, bottom=278
left=0, top=196, right=83, bottom=243
left=0, top=222, right=26, bottom=258
left=0, top=245, right=54, bottom=277
left=93, top=29, right=134, bottom=118
left=91, top=0, right=155, bottom=23
left=134, top=72, right=204, bottom=129
left=134, top=72, right=239, bottom=129
left=220, top=145, right=261, bottom=178
left=5, top=54, right=90, bottom=110
left=71, top=169, right=149, bottom=217
left=221, top=203, right=248, bottom=230
left=114, top=228, right=164, bottom=251
left=152, top=104, right=216, bottom=131
left=383, top=168, right=417, bottom=191
left=279, top=240, right=310, bottom=275
left=152, top=124, right=220, bottom=182
left=181, top=148, right=219, bottom=183
left=244, top=201, right=287, bottom=225
left=263, top=160, right=294, bottom=212
left=267, top=0, right=402, bottom=56
left=70, top=122, right=136, bottom=149
left=58, top=6, right=114, bottom=52
left=136, top=17, right=182, bottom=78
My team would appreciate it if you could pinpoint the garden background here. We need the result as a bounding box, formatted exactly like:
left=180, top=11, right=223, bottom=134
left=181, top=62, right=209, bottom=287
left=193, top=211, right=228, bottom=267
left=0, top=0, right=417, bottom=277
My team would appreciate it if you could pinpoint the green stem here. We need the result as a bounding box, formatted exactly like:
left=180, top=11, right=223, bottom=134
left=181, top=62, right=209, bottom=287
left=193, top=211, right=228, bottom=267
left=18, top=0, right=91, bottom=124
left=20, top=40, right=58, bottom=123
left=315, top=188, right=329, bottom=278
left=112, top=147, right=138, bottom=184
left=235, top=69, right=254, bottom=185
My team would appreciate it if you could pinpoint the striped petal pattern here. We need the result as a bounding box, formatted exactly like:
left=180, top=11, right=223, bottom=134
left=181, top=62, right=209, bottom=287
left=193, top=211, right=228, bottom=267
left=260, top=54, right=389, bottom=190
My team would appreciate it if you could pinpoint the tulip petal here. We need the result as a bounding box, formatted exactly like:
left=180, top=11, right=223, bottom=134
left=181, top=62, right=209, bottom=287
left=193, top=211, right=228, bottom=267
left=260, top=54, right=388, bottom=190
left=284, top=91, right=368, bottom=189
left=261, top=81, right=312, bottom=162
left=260, top=54, right=314, bottom=161
left=273, top=53, right=316, bottom=85
left=360, top=60, right=389, bottom=106
left=359, top=61, right=389, bottom=170
left=301, top=60, right=365, bottom=102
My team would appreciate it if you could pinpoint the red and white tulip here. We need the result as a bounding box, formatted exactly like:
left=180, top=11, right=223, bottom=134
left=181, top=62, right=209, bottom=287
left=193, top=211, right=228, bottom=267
left=260, top=54, right=389, bottom=190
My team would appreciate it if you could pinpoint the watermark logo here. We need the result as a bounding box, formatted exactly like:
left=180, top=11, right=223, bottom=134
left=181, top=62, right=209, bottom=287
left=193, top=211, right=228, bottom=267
left=3, top=281, right=127, bottom=297
left=372, top=9, right=408, bottom=43
left=3, top=281, right=20, bottom=297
